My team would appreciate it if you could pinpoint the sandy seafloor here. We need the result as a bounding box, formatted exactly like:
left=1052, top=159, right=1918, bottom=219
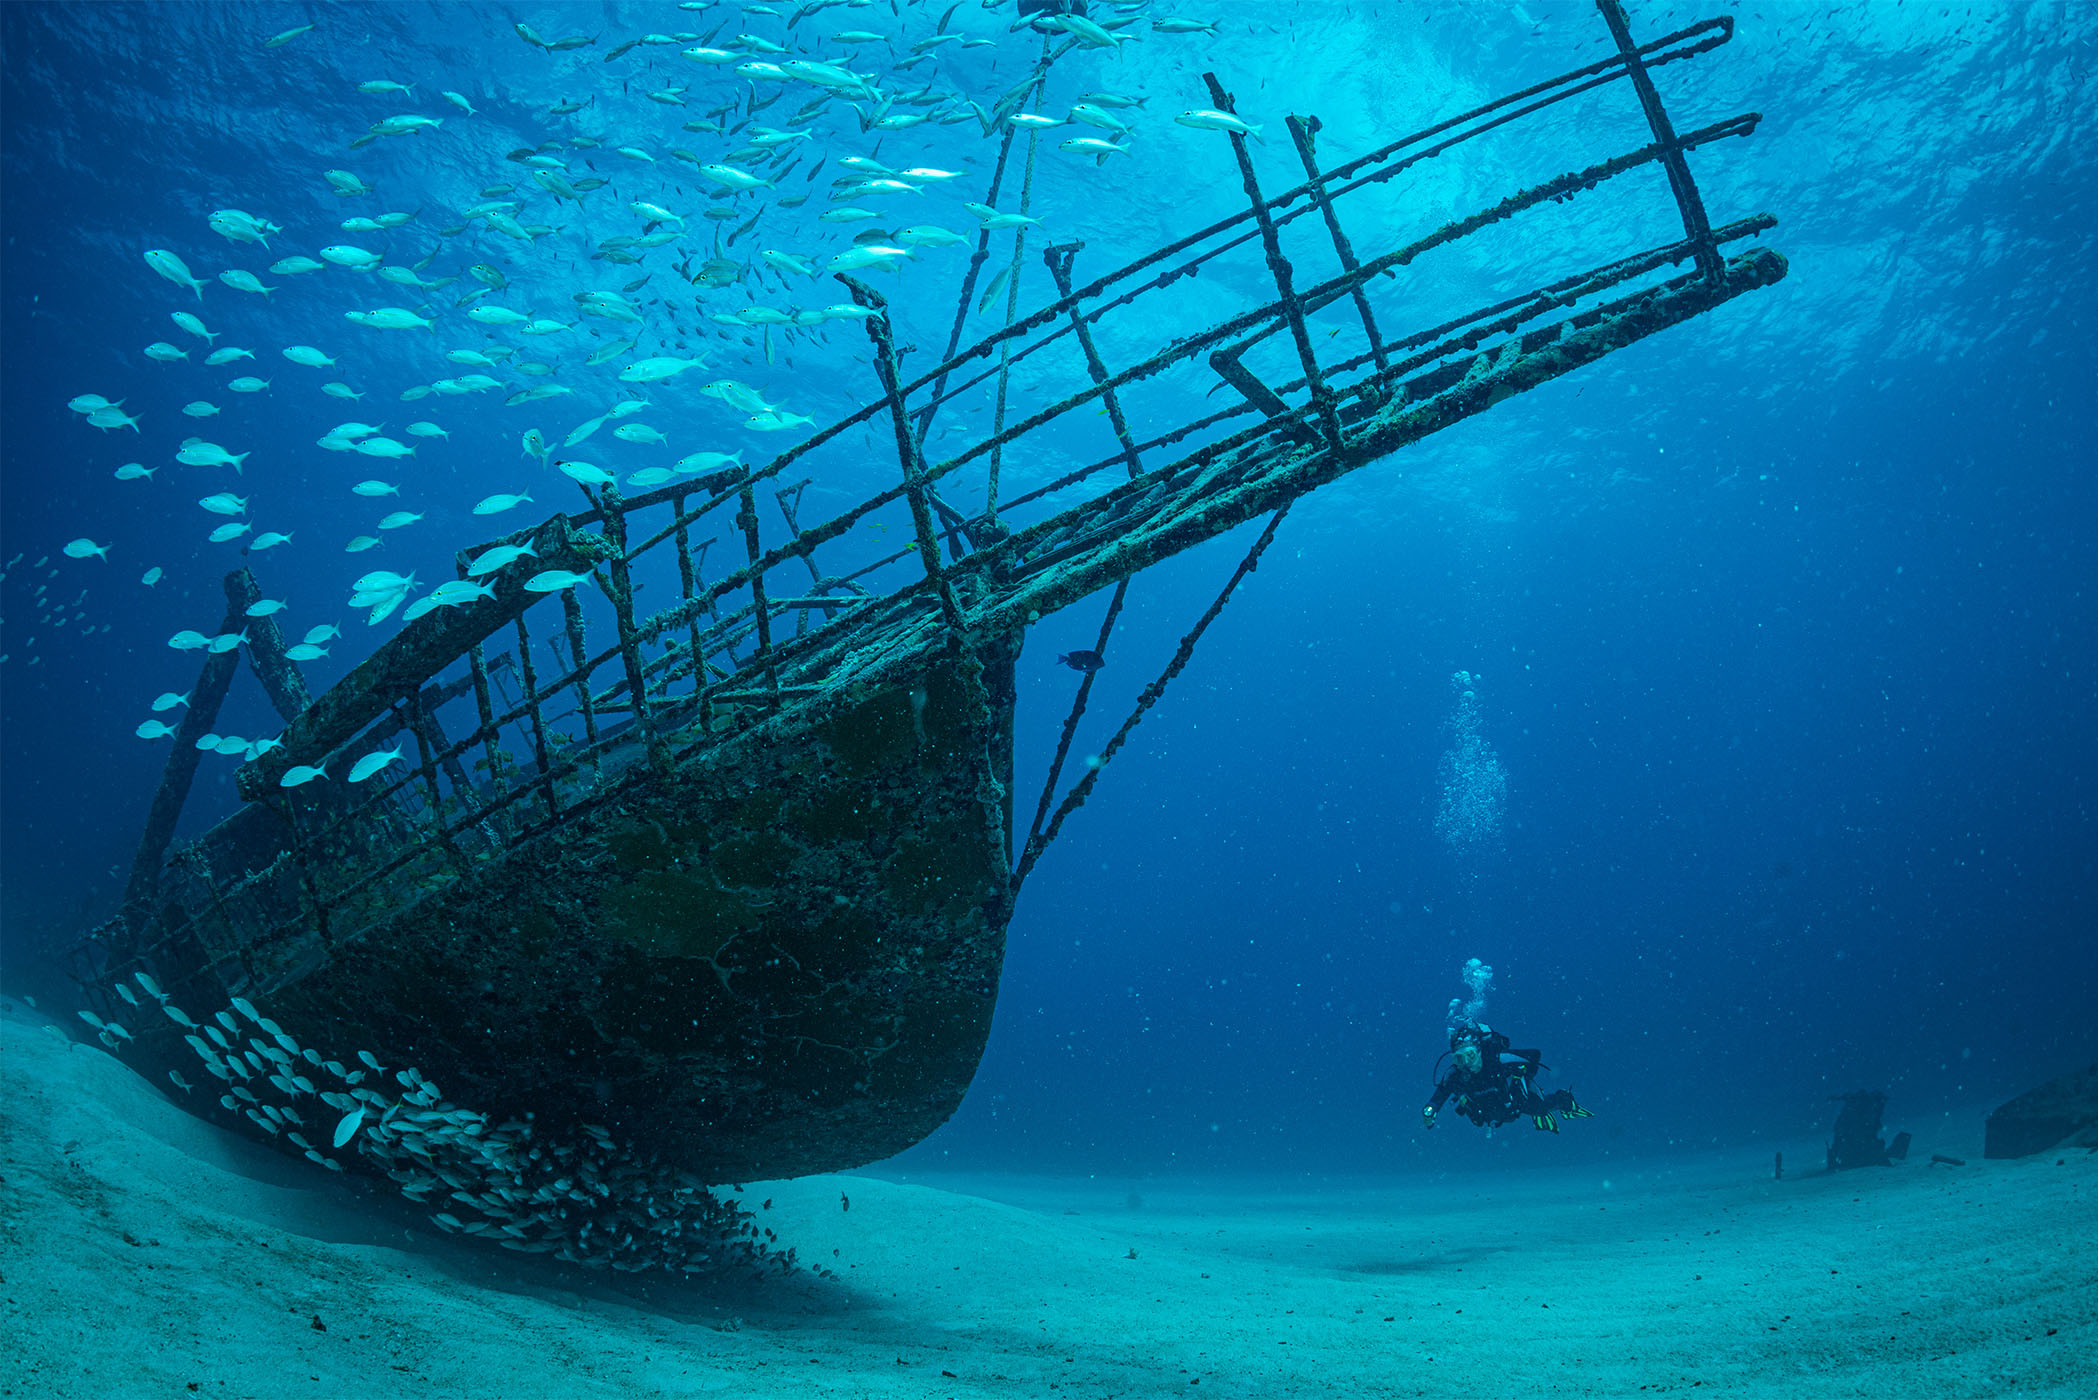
left=2, top=1008, right=2090, bottom=1400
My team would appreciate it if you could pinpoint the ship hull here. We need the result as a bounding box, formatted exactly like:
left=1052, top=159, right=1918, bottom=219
left=123, top=642, right=1017, bottom=1182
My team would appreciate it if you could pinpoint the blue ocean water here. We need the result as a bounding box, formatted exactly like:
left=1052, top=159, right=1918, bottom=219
left=1, top=0, right=2092, bottom=1212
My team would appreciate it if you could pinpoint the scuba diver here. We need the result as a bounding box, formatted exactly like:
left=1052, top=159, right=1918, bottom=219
left=1422, top=1023, right=1594, bottom=1134
left=1017, top=0, right=1090, bottom=23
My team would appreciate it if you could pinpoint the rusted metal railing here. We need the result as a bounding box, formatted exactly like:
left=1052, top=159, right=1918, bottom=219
left=93, top=3, right=1785, bottom=1003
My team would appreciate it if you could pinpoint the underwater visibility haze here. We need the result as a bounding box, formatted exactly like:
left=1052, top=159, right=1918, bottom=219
left=2, top=1, right=2094, bottom=1396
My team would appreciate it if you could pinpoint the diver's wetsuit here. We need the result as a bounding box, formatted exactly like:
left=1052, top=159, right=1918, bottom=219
left=1427, top=1028, right=1581, bottom=1129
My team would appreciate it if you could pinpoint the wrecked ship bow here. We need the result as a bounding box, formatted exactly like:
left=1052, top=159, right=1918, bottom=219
left=73, top=6, right=1785, bottom=1273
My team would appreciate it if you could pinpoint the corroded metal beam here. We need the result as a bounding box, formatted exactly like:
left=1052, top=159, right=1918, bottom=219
left=1044, top=242, right=1145, bottom=478
left=846, top=275, right=967, bottom=637
left=121, top=571, right=254, bottom=916
left=1286, top=114, right=1389, bottom=372
left=229, top=570, right=312, bottom=725
left=1202, top=71, right=1343, bottom=450
left=1599, top=0, right=1723, bottom=279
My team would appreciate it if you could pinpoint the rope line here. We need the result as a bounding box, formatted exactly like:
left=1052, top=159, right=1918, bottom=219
left=1022, top=577, right=1128, bottom=863
left=986, top=59, right=1050, bottom=520
left=1013, top=505, right=1291, bottom=888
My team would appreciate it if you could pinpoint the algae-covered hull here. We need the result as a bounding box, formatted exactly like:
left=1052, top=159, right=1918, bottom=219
left=122, top=644, right=1016, bottom=1183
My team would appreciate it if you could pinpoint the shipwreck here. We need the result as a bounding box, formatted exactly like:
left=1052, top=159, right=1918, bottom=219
left=72, top=3, right=1786, bottom=1269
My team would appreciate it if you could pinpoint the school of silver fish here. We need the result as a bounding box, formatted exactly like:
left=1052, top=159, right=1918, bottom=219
left=26, top=1, right=1246, bottom=782
left=58, top=970, right=795, bottom=1277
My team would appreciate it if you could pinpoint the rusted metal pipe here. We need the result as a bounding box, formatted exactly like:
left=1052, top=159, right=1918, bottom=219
left=1044, top=243, right=1145, bottom=478
left=1202, top=71, right=1342, bottom=449
left=844, top=275, right=967, bottom=638
left=121, top=570, right=255, bottom=918
left=1285, top=114, right=1389, bottom=372
left=1597, top=0, right=1724, bottom=279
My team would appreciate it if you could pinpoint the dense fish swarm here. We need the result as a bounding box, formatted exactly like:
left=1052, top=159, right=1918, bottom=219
left=96, top=971, right=799, bottom=1279
left=29, top=0, right=1234, bottom=735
